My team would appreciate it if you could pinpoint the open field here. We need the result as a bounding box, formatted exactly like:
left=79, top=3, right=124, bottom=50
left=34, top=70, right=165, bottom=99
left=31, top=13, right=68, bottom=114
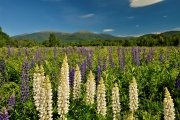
left=0, top=46, right=180, bottom=120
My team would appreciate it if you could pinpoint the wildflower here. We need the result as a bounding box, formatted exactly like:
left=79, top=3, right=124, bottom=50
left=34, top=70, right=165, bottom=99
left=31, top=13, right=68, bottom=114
left=129, top=77, right=138, bottom=112
left=0, top=107, right=9, bottom=120
left=73, top=64, right=82, bottom=100
left=86, top=70, right=96, bottom=105
left=163, top=87, right=175, bottom=120
left=57, top=54, right=70, bottom=119
left=97, top=77, right=106, bottom=117
left=8, top=92, right=15, bottom=111
left=112, top=83, right=120, bottom=120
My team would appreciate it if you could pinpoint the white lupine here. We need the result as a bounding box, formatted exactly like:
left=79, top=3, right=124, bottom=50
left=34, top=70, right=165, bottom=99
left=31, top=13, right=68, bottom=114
left=33, top=64, right=45, bottom=111
left=97, top=77, right=106, bottom=117
left=129, top=77, right=138, bottom=112
left=86, top=70, right=96, bottom=105
left=163, top=87, right=175, bottom=120
left=57, top=54, right=70, bottom=119
left=73, top=64, right=82, bottom=100
left=112, top=83, right=121, bottom=120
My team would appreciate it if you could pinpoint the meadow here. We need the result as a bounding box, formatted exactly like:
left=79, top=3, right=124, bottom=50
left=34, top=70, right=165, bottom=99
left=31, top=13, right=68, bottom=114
left=0, top=46, right=179, bottom=120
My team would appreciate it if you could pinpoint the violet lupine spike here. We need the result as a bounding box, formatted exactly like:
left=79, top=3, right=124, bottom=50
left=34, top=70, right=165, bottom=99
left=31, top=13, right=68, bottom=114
left=103, top=56, right=107, bottom=71
left=97, top=66, right=101, bottom=85
left=176, top=72, right=180, bottom=89
left=109, top=46, right=114, bottom=68
left=81, top=60, right=86, bottom=82
left=21, top=57, right=29, bottom=102
left=69, top=68, right=75, bottom=88
left=0, top=107, right=9, bottom=120
left=0, top=58, right=6, bottom=83
left=8, top=92, right=15, bottom=111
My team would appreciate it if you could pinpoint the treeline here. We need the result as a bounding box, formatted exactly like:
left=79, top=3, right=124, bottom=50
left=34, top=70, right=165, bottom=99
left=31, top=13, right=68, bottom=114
left=65, top=34, right=180, bottom=47
left=1, top=26, right=180, bottom=47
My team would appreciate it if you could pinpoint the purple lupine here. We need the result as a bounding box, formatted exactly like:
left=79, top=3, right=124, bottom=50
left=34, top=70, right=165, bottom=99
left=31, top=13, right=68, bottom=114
left=35, top=50, right=39, bottom=62
left=97, top=66, right=101, bottom=85
left=147, top=48, right=154, bottom=63
left=103, top=56, right=107, bottom=71
left=21, top=57, right=29, bottom=102
left=69, top=68, right=75, bottom=88
left=8, top=92, right=15, bottom=111
left=176, top=72, right=180, bottom=89
left=109, top=46, right=114, bottom=68
left=81, top=60, right=86, bottom=82
left=8, top=44, right=11, bottom=56
left=25, top=49, right=28, bottom=56
left=53, top=46, right=57, bottom=60
left=0, top=107, right=9, bottom=120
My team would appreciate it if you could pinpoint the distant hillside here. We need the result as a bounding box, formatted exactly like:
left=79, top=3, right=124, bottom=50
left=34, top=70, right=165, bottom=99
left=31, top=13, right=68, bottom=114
left=11, top=30, right=129, bottom=43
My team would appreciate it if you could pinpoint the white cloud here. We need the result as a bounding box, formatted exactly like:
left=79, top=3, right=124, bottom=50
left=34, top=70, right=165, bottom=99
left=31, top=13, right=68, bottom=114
left=130, top=0, right=163, bottom=7
left=136, top=25, right=139, bottom=27
left=103, top=29, right=114, bottom=32
left=128, top=16, right=134, bottom=19
left=163, top=15, right=167, bottom=18
left=79, top=14, right=94, bottom=18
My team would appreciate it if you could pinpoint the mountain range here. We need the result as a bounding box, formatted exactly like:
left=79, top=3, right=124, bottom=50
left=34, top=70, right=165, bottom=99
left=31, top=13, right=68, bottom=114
left=11, top=30, right=133, bottom=43
left=11, top=30, right=180, bottom=43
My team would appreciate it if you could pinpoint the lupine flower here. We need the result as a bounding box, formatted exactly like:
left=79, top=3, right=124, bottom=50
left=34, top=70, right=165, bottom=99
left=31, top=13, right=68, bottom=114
left=86, top=70, right=96, bottom=105
left=135, top=48, right=140, bottom=65
left=163, top=87, right=175, bottom=120
left=73, top=64, right=82, bottom=100
left=98, top=54, right=101, bottom=69
left=69, top=68, right=75, bottom=88
left=129, top=77, right=138, bottom=112
left=112, top=83, right=120, bottom=120
left=109, top=46, right=114, bottom=68
left=142, top=48, right=146, bottom=62
left=21, top=57, right=29, bottom=102
left=97, top=77, right=106, bottom=117
left=87, top=52, right=93, bottom=70
left=0, top=107, right=9, bottom=120
left=57, top=54, right=70, bottom=119
left=8, top=92, right=15, bottom=111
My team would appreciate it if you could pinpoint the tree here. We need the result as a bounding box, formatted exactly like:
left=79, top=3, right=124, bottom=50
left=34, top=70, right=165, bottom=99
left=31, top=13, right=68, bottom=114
left=48, top=33, right=61, bottom=47
left=0, top=27, right=2, bottom=32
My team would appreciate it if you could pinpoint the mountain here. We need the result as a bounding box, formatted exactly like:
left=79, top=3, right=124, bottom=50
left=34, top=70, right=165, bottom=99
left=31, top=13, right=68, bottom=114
left=11, top=30, right=128, bottom=43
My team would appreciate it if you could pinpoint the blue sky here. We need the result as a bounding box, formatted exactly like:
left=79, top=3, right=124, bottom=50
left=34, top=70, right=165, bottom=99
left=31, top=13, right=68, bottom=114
left=0, top=0, right=180, bottom=37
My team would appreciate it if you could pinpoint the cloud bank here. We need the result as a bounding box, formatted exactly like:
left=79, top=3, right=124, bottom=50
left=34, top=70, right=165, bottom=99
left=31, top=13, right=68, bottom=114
left=103, top=29, right=114, bottom=32
left=79, top=14, right=94, bottom=18
left=130, top=0, right=163, bottom=7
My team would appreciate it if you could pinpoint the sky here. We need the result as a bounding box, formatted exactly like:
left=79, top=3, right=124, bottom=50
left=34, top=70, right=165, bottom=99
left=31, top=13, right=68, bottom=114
left=0, top=0, right=180, bottom=37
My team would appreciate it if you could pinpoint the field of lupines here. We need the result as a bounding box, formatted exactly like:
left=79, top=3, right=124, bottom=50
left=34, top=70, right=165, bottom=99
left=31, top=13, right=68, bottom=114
left=0, top=46, right=180, bottom=120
